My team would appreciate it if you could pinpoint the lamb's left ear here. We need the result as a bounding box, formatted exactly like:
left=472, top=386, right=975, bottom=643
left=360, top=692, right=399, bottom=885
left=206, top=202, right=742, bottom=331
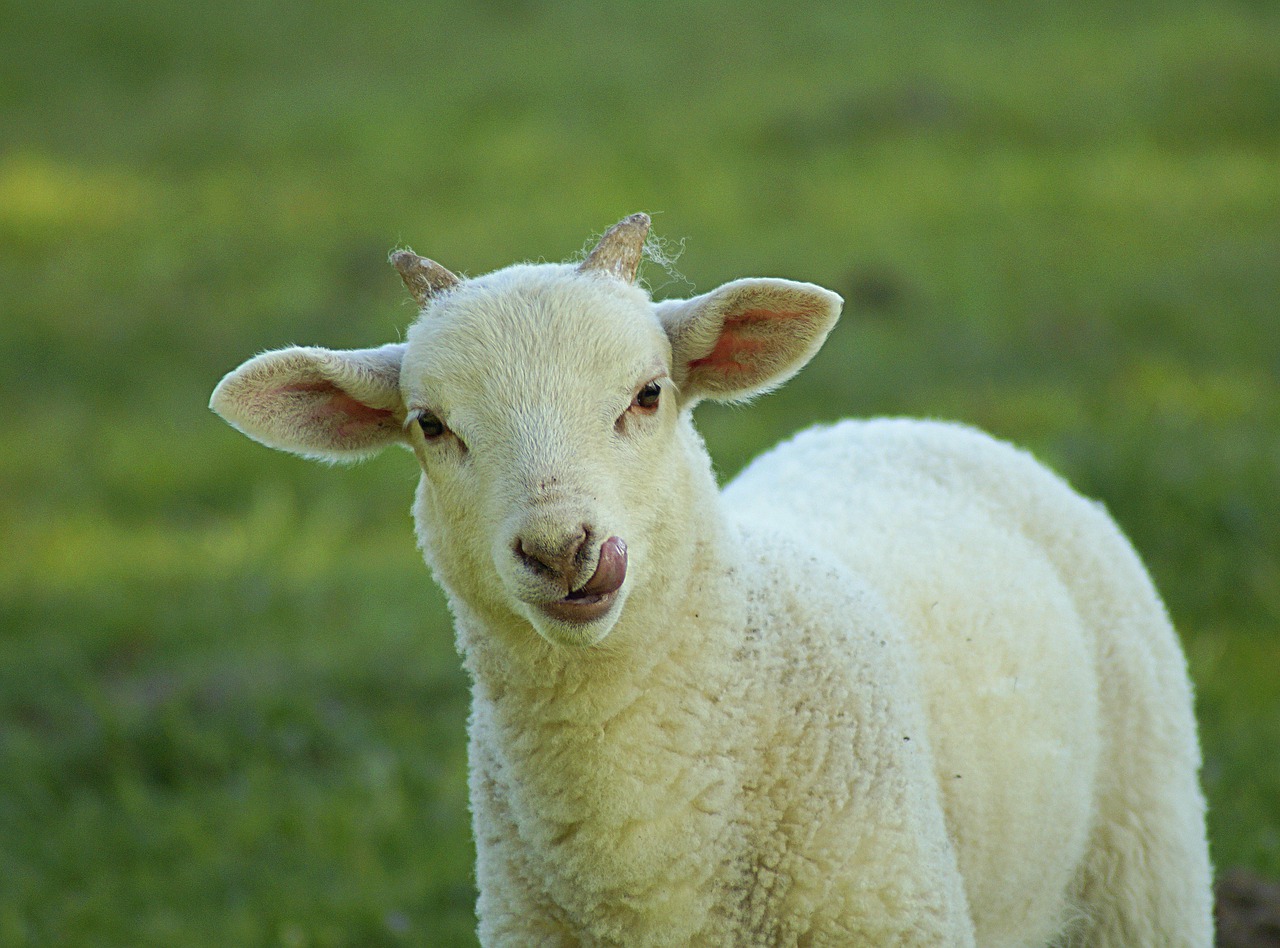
left=210, top=342, right=408, bottom=461
left=655, top=278, right=843, bottom=404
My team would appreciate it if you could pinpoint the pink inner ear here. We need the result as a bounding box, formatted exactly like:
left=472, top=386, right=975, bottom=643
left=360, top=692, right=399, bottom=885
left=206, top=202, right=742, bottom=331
left=279, top=380, right=397, bottom=439
left=688, top=309, right=808, bottom=375
left=688, top=331, right=766, bottom=374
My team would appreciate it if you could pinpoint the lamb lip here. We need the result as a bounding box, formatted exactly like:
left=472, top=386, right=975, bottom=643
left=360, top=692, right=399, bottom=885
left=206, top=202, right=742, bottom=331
left=538, top=589, right=619, bottom=624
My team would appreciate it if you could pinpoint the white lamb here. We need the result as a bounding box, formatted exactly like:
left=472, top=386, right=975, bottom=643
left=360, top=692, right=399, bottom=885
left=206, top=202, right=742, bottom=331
left=211, top=214, right=1214, bottom=946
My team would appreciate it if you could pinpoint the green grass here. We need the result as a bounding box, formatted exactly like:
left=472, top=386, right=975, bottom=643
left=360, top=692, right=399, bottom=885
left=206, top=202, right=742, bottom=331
left=1, top=0, right=1277, bottom=943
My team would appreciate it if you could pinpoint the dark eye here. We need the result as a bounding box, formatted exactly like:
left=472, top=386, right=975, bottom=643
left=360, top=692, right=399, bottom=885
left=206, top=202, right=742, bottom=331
left=418, top=411, right=447, bottom=440
left=634, top=381, right=661, bottom=412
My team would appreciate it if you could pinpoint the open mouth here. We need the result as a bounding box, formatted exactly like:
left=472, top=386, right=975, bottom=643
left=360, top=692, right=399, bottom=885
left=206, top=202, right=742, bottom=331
left=538, top=536, right=627, bottom=625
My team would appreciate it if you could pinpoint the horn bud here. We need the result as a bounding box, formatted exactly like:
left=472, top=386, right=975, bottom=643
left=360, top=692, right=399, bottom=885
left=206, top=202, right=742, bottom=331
left=577, top=213, right=651, bottom=284
left=390, top=250, right=461, bottom=305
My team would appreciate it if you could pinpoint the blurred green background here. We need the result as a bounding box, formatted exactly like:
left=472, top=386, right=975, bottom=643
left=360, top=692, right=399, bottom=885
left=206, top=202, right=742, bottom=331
left=2, top=0, right=1277, bottom=944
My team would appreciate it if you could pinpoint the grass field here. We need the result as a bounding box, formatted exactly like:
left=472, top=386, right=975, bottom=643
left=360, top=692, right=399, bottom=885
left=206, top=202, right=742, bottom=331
left=2, top=0, right=1278, bottom=943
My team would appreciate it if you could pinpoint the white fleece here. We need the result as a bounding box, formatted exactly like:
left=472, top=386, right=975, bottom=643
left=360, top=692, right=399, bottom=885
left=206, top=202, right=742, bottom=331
left=210, top=223, right=1214, bottom=947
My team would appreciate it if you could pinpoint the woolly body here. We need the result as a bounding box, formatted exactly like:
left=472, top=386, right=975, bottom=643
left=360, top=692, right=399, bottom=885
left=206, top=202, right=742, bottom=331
left=210, top=220, right=1213, bottom=946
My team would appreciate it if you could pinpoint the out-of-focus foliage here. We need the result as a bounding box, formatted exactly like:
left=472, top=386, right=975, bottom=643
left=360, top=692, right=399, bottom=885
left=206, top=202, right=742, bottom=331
left=1, top=0, right=1276, bottom=943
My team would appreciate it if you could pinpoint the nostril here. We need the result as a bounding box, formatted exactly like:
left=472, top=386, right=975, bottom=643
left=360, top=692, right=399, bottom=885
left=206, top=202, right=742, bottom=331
left=513, top=537, right=552, bottom=576
left=566, top=525, right=589, bottom=562
left=514, top=525, right=590, bottom=581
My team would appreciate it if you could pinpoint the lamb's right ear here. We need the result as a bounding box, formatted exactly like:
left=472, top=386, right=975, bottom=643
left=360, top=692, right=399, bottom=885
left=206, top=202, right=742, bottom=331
left=210, top=342, right=408, bottom=461
left=655, top=278, right=843, bottom=405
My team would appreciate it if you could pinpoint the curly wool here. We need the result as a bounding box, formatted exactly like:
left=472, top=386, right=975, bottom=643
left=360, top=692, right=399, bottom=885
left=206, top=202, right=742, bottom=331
left=210, top=218, right=1214, bottom=946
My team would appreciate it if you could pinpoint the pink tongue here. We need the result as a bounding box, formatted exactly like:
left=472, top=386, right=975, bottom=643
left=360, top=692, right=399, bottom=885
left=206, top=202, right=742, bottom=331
left=572, top=536, right=627, bottom=597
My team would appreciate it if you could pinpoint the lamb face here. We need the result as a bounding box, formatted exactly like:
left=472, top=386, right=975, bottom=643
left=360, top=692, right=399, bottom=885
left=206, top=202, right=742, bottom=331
left=210, top=214, right=842, bottom=653
left=400, top=265, right=680, bottom=647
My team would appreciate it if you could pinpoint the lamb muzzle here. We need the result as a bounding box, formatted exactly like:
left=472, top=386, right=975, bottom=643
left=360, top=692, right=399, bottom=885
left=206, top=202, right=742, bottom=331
left=539, top=536, right=627, bottom=625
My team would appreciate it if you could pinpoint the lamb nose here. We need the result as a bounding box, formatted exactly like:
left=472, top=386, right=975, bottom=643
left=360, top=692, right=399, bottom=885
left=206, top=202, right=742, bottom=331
left=515, top=527, right=588, bottom=581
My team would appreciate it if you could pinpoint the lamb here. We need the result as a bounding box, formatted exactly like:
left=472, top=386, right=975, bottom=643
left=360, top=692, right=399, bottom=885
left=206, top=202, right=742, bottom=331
left=210, top=214, right=1214, bottom=946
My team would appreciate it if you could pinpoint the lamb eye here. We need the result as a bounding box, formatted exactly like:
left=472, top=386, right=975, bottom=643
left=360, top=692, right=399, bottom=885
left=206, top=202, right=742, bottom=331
left=635, top=381, right=661, bottom=411
left=418, top=412, right=447, bottom=440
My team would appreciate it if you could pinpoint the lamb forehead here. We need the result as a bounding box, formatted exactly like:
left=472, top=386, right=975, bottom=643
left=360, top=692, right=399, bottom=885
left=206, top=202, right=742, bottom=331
left=401, top=264, right=669, bottom=408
